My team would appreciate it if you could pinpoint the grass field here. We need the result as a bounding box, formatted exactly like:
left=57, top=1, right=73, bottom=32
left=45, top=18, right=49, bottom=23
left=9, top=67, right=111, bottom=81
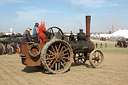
left=92, top=39, right=128, bottom=53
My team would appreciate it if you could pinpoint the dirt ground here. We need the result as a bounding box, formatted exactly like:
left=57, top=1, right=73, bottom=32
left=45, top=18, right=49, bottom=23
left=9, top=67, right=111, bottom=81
left=0, top=50, right=128, bottom=85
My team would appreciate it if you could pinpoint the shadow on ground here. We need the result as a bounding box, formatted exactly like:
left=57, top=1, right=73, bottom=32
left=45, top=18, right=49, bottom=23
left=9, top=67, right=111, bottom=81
left=22, top=66, right=47, bottom=73
left=21, top=63, right=93, bottom=74
left=71, top=62, right=93, bottom=68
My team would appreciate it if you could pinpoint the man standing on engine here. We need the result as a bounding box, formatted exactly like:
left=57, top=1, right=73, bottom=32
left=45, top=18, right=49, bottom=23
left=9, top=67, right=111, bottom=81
left=38, top=21, right=49, bottom=43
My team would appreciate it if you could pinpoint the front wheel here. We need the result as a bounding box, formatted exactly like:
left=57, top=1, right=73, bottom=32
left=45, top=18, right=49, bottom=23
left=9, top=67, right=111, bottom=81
left=89, top=50, right=104, bottom=68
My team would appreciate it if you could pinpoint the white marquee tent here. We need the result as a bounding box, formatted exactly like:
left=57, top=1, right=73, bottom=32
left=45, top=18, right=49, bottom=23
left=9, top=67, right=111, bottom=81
left=91, top=29, right=128, bottom=39
left=112, top=29, right=128, bottom=38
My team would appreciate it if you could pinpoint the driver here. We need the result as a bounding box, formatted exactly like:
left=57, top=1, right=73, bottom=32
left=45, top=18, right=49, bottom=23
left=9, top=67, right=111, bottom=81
left=38, top=21, right=49, bottom=43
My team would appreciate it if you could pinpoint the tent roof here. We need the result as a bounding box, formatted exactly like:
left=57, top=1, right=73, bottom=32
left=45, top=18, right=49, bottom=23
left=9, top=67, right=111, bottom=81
left=112, top=29, right=128, bottom=38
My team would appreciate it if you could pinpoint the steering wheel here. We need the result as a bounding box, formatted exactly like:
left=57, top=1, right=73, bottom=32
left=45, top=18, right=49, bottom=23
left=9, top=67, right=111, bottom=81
left=47, top=26, right=64, bottom=39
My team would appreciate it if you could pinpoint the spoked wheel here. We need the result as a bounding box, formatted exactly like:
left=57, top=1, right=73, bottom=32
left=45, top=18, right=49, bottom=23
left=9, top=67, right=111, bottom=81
left=10, top=46, right=14, bottom=54
left=73, top=53, right=87, bottom=65
left=41, top=39, right=73, bottom=74
left=89, top=50, right=104, bottom=68
left=0, top=43, right=5, bottom=55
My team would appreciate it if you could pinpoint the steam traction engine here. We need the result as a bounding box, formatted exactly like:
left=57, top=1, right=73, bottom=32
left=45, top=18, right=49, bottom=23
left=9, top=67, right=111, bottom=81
left=20, top=16, right=104, bottom=74
left=0, top=34, right=22, bottom=55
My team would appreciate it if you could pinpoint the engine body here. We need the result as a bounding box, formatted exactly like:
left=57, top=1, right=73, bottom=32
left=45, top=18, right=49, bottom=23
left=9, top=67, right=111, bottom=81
left=68, top=29, right=94, bottom=54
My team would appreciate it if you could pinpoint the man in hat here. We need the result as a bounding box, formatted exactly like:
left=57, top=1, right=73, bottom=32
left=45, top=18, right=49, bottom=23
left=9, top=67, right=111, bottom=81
left=22, top=28, right=32, bottom=42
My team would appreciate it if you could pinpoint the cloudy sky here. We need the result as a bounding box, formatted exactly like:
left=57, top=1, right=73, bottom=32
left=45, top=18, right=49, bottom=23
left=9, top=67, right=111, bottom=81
left=0, top=0, right=128, bottom=33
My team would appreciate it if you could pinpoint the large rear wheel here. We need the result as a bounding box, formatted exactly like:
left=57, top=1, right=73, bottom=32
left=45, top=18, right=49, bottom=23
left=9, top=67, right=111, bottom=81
left=41, top=39, right=73, bottom=74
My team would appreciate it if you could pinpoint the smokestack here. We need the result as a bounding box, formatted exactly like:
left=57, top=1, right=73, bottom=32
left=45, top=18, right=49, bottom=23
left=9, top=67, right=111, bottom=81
left=86, top=16, right=91, bottom=41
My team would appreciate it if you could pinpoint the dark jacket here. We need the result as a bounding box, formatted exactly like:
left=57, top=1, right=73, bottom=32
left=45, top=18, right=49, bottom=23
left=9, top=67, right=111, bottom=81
left=22, top=30, right=32, bottom=42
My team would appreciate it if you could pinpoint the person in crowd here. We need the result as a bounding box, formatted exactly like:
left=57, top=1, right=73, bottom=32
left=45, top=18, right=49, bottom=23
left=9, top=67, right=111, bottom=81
left=22, top=28, right=32, bottom=42
left=7, top=43, right=12, bottom=55
left=33, top=23, right=39, bottom=43
left=122, top=40, right=126, bottom=48
left=38, top=21, right=49, bottom=43
left=96, top=43, right=98, bottom=48
left=100, top=43, right=102, bottom=48
left=105, top=42, right=107, bottom=48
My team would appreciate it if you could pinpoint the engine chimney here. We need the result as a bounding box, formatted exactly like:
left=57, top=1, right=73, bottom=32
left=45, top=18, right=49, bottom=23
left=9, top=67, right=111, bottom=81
left=86, top=16, right=91, bottom=41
